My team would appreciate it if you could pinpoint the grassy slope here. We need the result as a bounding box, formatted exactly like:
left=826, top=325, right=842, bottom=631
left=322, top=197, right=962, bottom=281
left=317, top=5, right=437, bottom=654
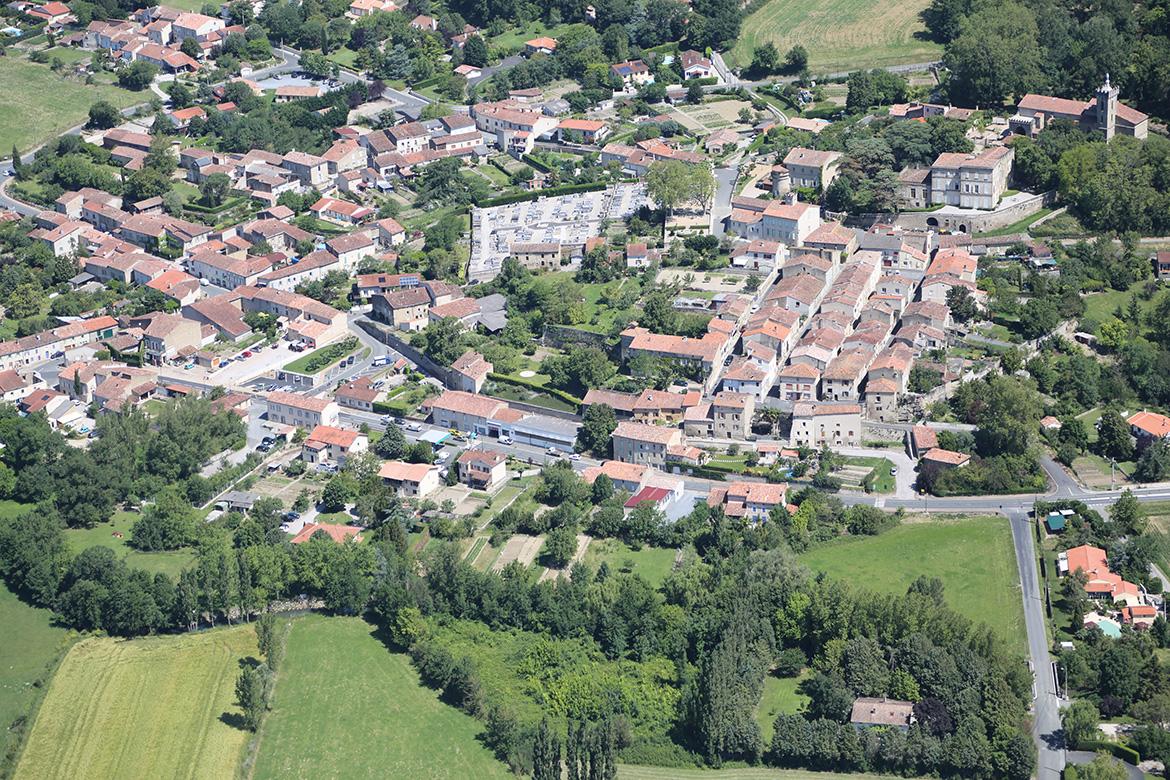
left=253, top=615, right=511, bottom=780
left=15, top=625, right=256, bottom=780
left=619, top=767, right=908, bottom=779
left=0, top=582, right=72, bottom=770
left=64, top=511, right=196, bottom=579
left=0, top=56, right=141, bottom=152
left=799, top=516, right=1026, bottom=653
left=582, top=539, right=679, bottom=588
left=728, top=0, right=941, bottom=73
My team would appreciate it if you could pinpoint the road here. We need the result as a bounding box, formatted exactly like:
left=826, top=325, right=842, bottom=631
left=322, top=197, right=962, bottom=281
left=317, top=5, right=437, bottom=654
left=711, top=159, right=740, bottom=236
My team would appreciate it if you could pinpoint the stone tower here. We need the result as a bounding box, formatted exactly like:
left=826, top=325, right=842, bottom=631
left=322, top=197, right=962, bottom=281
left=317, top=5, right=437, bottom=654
left=771, top=164, right=791, bottom=197
left=1095, top=73, right=1118, bottom=140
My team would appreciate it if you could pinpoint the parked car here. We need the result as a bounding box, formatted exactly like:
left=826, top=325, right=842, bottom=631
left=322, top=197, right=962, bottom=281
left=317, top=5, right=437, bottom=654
left=242, top=350, right=253, bottom=358
left=393, top=417, right=405, bottom=426
left=568, top=453, right=581, bottom=461
left=406, top=422, right=422, bottom=432
left=500, top=436, right=513, bottom=445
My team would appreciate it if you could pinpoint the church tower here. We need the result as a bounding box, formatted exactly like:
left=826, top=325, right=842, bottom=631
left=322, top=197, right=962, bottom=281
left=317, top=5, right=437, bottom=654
left=1095, top=73, right=1118, bottom=140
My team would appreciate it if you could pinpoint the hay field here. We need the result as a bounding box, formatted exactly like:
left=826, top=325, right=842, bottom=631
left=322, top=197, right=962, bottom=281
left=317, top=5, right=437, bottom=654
left=14, top=626, right=256, bottom=780
left=728, top=0, right=942, bottom=73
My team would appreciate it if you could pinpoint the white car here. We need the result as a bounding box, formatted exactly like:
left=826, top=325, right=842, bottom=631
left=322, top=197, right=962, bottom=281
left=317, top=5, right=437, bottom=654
left=435, top=450, right=449, bottom=463
left=499, top=436, right=513, bottom=445
left=568, top=453, right=581, bottom=461
left=406, top=422, right=422, bottom=432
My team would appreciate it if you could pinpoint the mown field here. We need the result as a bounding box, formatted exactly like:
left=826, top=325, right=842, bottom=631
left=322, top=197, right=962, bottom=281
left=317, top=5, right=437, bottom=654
left=252, top=615, right=512, bottom=780
left=14, top=625, right=256, bottom=780
left=727, top=0, right=942, bottom=73
left=799, top=516, right=1026, bottom=653
left=64, top=511, right=197, bottom=579
left=0, top=582, right=72, bottom=772
left=0, top=56, right=142, bottom=153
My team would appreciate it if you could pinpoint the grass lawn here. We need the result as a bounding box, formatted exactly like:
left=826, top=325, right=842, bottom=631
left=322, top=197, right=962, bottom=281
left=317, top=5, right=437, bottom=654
left=15, top=625, right=257, bottom=780
left=0, top=582, right=72, bottom=773
left=282, top=339, right=360, bottom=374
left=842, top=455, right=896, bottom=493
left=252, top=615, right=512, bottom=779
left=487, top=383, right=578, bottom=413
left=727, top=0, right=942, bottom=73
left=64, top=511, right=196, bottom=579
left=757, top=671, right=809, bottom=744
left=799, top=516, right=1026, bottom=653
left=0, top=56, right=142, bottom=153
left=0, top=499, right=32, bottom=520
left=582, top=538, right=679, bottom=588
left=486, top=21, right=590, bottom=52
left=618, top=767, right=910, bottom=780
left=1081, top=279, right=1156, bottom=326
left=979, top=207, right=1054, bottom=237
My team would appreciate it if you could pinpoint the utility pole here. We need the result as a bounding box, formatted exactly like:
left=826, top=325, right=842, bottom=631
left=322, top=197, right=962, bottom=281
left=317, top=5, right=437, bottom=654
left=1110, top=459, right=1116, bottom=491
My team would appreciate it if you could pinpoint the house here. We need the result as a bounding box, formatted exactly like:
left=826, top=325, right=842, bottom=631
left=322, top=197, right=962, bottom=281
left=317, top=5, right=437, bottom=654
left=789, top=402, right=861, bottom=447
left=301, top=424, right=368, bottom=464
left=850, top=698, right=915, bottom=732
left=777, top=362, right=820, bottom=402
left=682, top=391, right=755, bottom=440
left=705, top=129, right=740, bottom=155
left=732, top=239, right=785, bottom=272
left=410, top=13, right=437, bottom=30
left=821, top=350, right=871, bottom=402
left=1128, top=411, right=1170, bottom=449
left=325, top=231, right=376, bottom=267
left=706, top=481, right=788, bottom=523
left=1059, top=544, right=1143, bottom=607
left=612, top=420, right=683, bottom=468
left=927, top=146, right=1014, bottom=210
left=729, top=197, right=823, bottom=245
left=1010, top=77, right=1148, bottom=140
left=680, top=50, right=714, bottom=80
left=379, top=460, right=440, bottom=497
left=1122, top=605, right=1158, bottom=629
left=524, top=36, right=556, bottom=56
left=449, top=349, right=492, bottom=393
left=266, top=390, right=340, bottom=429
left=610, top=60, right=653, bottom=89
left=187, top=252, right=271, bottom=289
left=582, top=460, right=650, bottom=494
left=457, top=447, right=508, bottom=490
left=291, top=522, right=362, bottom=544
left=372, top=287, right=434, bottom=331
left=375, top=217, right=407, bottom=247
left=510, top=241, right=562, bottom=271
left=334, top=376, right=381, bottom=412
left=142, top=314, right=202, bottom=365
left=782, top=148, right=842, bottom=191
left=454, top=64, right=482, bottom=79
left=920, top=448, right=971, bottom=469
left=274, top=85, right=322, bottom=102
left=619, top=323, right=735, bottom=391
left=1154, top=251, right=1170, bottom=281
left=557, top=118, right=611, bottom=144
left=146, top=269, right=202, bottom=306
left=802, top=221, right=858, bottom=265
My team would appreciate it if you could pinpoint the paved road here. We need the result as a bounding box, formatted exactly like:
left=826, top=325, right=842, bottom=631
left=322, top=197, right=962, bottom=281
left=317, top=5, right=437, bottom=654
left=711, top=160, right=739, bottom=236
left=468, top=54, right=523, bottom=87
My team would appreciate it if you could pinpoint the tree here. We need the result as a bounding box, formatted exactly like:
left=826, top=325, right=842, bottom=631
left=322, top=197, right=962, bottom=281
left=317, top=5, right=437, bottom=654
left=970, top=375, right=1041, bottom=457
left=1065, top=754, right=1129, bottom=780
left=87, top=100, right=121, bottom=129
left=410, top=318, right=465, bottom=366
left=1096, top=409, right=1135, bottom=462
left=144, top=135, right=177, bottom=176
left=532, top=718, right=562, bottom=780
left=1062, top=700, right=1100, bottom=747
left=541, top=525, right=578, bottom=568
left=749, top=43, right=781, bottom=76
left=168, top=80, right=193, bottom=109
left=462, top=35, right=488, bottom=68
left=130, top=486, right=197, bottom=550
left=577, top=403, right=617, bottom=457
left=374, top=424, right=408, bottom=459
left=946, top=285, right=979, bottom=322
left=1110, top=490, right=1146, bottom=535
left=645, top=159, right=691, bottom=215
left=235, top=665, right=268, bottom=730
left=200, top=172, right=232, bottom=207
left=1135, top=439, right=1170, bottom=483
left=118, top=60, right=158, bottom=90
left=784, top=45, right=808, bottom=73
left=6, top=283, right=46, bottom=320
left=124, top=167, right=173, bottom=203
left=686, top=81, right=704, bottom=104
left=943, top=1, right=1044, bottom=105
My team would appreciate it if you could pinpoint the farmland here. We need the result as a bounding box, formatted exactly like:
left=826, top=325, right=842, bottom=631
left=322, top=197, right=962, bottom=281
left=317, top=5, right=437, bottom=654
left=0, top=55, right=142, bottom=153
left=799, top=515, right=1026, bottom=653
left=252, top=615, right=511, bottom=779
left=14, top=625, right=256, bottom=780
left=727, top=0, right=942, bottom=73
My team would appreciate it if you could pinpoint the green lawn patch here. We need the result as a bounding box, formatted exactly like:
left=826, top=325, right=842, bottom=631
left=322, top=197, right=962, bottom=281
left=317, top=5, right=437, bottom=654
left=582, top=539, right=679, bottom=588
left=15, top=625, right=256, bottom=780
left=727, top=0, right=941, bottom=72
left=486, top=21, right=590, bottom=52
left=64, top=511, right=196, bottom=579
left=842, top=455, right=897, bottom=493
left=799, top=516, right=1026, bottom=654
left=253, top=615, right=512, bottom=779
left=618, top=766, right=912, bottom=779
left=978, top=207, right=1054, bottom=238
left=1081, top=278, right=1157, bottom=326
left=282, top=337, right=360, bottom=374
left=0, top=581, right=72, bottom=775
left=757, top=670, right=809, bottom=744
left=0, top=56, right=142, bottom=153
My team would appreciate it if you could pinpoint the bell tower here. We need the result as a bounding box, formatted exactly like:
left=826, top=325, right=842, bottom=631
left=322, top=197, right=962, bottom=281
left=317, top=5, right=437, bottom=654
left=1095, top=73, right=1118, bottom=140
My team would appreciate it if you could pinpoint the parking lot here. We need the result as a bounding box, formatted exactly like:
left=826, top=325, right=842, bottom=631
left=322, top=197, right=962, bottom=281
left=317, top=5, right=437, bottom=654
left=467, top=182, right=650, bottom=281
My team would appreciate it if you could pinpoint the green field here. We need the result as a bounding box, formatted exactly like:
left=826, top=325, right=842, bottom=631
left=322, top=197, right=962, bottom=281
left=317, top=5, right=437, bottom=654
left=0, top=56, right=142, bottom=153
left=582, top=538, right=680, bottom=587
left=799, top=516, right=1026, bottom=653
left=64, top=511, right=196, bottom=579
left=618, top=766, right=910, bottom=780
left=253, top=615, right=512, bottom=779
left=15, top=625, right=257, bottom=780
left=757, top=671, right=809, bottom=744
left=0, top=582, right=72, bottom=772
left=1081, top=278, right=1158, bottom=326
left=727, top=0, right=942, bottom=73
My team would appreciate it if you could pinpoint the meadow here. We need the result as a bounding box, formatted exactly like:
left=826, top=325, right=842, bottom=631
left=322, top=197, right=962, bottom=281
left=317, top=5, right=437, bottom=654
left=252, top=615, right=512, bottom=779
left=0, top=55, right=142, bottom=153
left=0, top=582, right=72, bottom=774
left=727, top=0, right=942, bottom=73
left=618, top=766, right=914, bottom=779
left=581, top=538, right=680, bottom=588
left=14, top=625, right=256, bottom=780
left=799, top=515, right=1026, bottom=653
left=63, top=511, right=197, bottom=579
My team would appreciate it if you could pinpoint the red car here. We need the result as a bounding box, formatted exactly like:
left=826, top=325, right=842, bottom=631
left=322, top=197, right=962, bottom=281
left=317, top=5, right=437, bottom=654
left=242, top=350, right=253, bottom=358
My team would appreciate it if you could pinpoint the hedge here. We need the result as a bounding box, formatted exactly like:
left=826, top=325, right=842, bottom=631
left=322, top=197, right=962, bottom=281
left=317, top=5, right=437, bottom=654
left=487, top=373, right=583, bottom=408
left=520, top=153, right=553, bottom=173
left=1075, top=739, right=1141, bottom=765
left=476, top=181, right=607, bottom=208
